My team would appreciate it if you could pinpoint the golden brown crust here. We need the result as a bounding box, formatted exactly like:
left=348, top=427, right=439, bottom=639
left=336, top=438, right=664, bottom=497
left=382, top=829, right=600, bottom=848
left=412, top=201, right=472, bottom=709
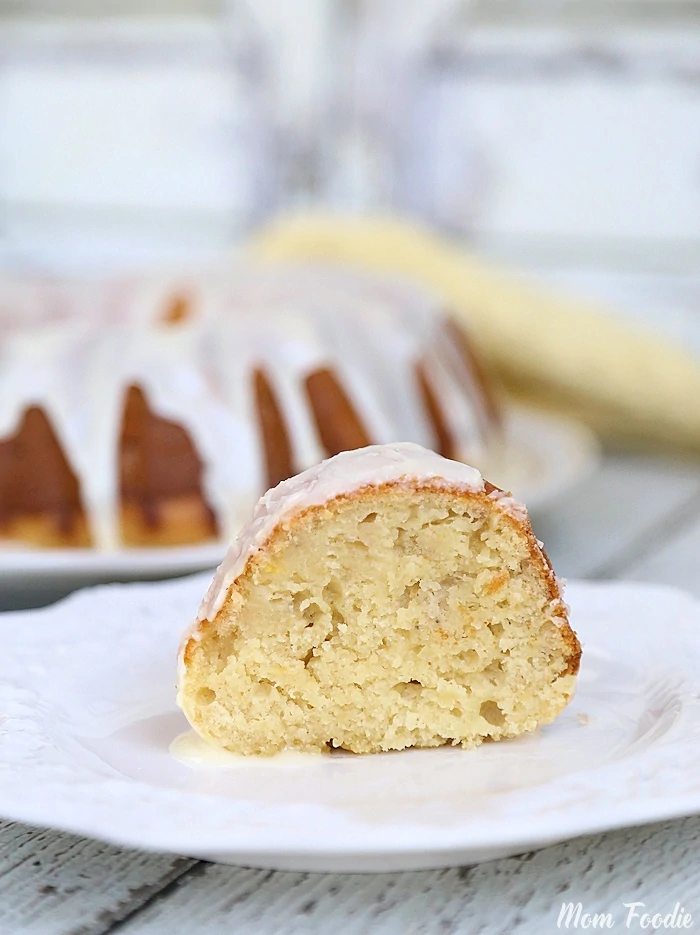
left=304, top=368, right=373, bottom=457
left=0, top=405, right=88, bottom=539
left=119, top=384, right=214, bottom=511
left=0, top=388, right=220, bottom=549
left=253, top=368, right=296, bottom=490
left=442, top=317, right=503, bottom=430
left=414, top=361, right=456, bottom=459
left=481, top=479, right=580, bottom=675
left=0, top=493, right=219, bottom=549
left=120, top=494, right=218, bottom=547
left=161, top=293, right=193, bottom=326
left=189, top=478, right=580, bottom=678
left=0, top=511, right=93, bottom=548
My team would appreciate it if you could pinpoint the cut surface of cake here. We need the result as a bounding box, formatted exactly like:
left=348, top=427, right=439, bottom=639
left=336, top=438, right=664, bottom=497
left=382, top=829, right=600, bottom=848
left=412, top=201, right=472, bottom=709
left=178, top=443, right=580, bottom=756
left=0, top=267, right=501, bottom=549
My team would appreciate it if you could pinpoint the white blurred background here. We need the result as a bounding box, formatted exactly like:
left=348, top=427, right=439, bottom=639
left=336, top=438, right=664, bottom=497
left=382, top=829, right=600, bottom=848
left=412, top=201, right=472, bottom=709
left=0, top=0, right=698, bottom=343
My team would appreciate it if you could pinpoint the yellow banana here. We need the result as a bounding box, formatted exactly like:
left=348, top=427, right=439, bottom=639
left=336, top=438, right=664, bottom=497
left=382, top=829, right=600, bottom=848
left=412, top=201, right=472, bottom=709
left=250, top=213, right=700, bottom=452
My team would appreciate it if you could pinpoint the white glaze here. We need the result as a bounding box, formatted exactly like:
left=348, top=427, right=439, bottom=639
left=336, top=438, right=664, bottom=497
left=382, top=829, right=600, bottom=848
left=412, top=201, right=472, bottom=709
left=0, top=265, right=498, bottom=549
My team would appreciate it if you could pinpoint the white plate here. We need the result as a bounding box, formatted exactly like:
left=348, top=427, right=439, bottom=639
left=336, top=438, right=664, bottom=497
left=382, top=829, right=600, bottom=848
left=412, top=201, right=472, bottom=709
left=1, top=575, right=698, bottom=873
left=0, top=406, right=599, bottom=602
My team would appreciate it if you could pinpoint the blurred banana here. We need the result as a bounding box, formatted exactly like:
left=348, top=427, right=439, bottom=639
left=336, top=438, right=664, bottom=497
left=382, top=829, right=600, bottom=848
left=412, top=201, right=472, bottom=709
left=250, top=214, right=700, bottom=452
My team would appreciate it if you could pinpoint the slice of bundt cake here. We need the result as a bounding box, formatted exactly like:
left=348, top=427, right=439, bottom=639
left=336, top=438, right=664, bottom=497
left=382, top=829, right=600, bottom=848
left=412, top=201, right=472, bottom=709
left=178, top=443, right=580, bottom=756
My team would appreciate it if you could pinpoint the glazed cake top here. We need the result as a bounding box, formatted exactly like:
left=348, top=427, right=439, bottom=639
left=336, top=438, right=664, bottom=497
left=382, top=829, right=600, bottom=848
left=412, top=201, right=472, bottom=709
left=196, top=442, right=491, bottom=623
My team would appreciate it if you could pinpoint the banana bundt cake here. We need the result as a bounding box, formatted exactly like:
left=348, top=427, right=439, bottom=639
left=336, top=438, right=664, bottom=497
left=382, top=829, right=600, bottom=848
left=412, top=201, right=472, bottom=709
left=178, top=443, right=580, bottom=756
left=0, top=268, right=501, bottom=550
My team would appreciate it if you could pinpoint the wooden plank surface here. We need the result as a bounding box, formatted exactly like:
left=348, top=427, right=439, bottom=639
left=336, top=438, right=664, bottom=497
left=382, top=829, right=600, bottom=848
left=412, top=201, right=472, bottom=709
left=115, top=818, right=700, bottom=935
left=1, top=453, right=699, bottom=935
left=0, top=821, right=194, bottom=935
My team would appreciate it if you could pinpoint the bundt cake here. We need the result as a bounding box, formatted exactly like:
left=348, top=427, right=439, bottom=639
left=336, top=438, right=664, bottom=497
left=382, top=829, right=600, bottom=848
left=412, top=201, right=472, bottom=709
left=0, top=267, right=501, bottom=550
left=178, top=443, right=580, bottom=756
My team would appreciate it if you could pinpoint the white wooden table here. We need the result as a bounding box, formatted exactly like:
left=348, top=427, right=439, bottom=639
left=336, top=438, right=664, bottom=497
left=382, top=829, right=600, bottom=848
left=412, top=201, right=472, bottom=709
left=2, top=451, right=700, bottom=935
